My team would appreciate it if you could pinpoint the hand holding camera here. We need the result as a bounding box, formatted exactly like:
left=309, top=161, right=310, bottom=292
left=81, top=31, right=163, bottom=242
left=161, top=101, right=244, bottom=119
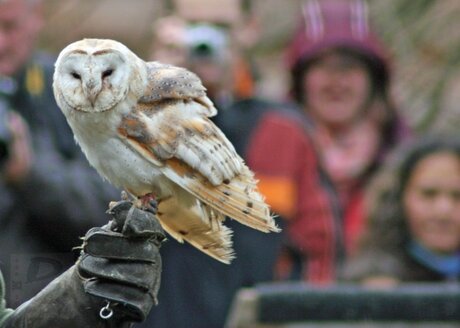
left=0, top=99, right=33, bottom=184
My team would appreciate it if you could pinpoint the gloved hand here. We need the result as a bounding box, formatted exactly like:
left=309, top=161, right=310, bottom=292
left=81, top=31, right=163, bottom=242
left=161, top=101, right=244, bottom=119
left=2, top=200, right=165, bottom=328
left=78, top=200, right=165, bottom=322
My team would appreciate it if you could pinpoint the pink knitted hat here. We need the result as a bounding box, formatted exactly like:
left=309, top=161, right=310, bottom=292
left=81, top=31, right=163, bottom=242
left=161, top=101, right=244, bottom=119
left=285, top=0, right=390, bottom=72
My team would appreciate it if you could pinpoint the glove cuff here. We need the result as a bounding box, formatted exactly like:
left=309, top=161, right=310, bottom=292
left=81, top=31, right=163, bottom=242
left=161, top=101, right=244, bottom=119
left=2, top=267, right=130, bottom=327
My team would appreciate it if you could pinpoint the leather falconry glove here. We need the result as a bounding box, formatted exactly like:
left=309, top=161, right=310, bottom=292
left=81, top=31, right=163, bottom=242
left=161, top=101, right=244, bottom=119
left=2, top=200, right=165, bottom=328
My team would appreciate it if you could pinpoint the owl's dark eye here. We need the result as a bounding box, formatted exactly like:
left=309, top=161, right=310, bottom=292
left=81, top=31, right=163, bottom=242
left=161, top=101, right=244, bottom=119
left=102, top=69, right=114, bottom=78
left=71, top=72, right=81, bottom=80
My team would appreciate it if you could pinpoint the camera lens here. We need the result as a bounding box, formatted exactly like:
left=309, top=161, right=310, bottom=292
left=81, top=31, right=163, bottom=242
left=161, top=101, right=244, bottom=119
left=192, top=42, right=215, bottom=58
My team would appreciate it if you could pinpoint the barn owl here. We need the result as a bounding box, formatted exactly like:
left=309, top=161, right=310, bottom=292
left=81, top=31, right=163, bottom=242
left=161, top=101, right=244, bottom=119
left=53, top=38, right=279, bottom=263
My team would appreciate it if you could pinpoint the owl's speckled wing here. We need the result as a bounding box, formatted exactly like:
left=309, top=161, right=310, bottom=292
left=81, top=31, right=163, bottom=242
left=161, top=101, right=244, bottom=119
left=140, top=62, right=216, bottom=116
left=118, top=99, right=278, bottom=227
left=116, top=62, right=279, bottom=262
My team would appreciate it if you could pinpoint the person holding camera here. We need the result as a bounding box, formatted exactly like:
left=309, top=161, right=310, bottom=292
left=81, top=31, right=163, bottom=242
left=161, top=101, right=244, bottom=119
left=0, top=0, right=119, bottom=308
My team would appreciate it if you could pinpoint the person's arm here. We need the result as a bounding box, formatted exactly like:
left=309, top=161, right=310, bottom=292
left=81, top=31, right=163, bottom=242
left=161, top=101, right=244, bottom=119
left=341, top=249, right=403, bottom=288
left=1, top=201, right=164, bottom=328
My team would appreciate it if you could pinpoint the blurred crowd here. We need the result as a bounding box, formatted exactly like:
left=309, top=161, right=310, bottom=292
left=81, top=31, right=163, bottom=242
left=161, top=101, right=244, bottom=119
left=0, top=0, right=458, bottom=327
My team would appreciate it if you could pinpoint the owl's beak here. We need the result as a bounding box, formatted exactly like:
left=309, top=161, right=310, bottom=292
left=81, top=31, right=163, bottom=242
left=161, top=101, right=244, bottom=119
left=87, top=92, right=98, bottom=106
left=84, top=79, right=101, bottom=106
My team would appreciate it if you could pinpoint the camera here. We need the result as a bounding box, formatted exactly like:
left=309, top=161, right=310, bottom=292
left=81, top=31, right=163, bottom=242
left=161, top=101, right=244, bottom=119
left=184, top=24, right=229, bottom=62
left=0, top=97, right=12, bottom=166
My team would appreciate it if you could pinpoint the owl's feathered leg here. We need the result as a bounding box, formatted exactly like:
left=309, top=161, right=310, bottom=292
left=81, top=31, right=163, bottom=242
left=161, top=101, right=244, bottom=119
left=111, top=191, right=158, bottom=215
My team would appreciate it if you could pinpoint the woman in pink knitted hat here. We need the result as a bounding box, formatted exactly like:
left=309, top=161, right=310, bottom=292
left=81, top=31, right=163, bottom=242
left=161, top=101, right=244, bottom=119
left=249, top=0, right=411, bottom=283
left=287, top=0, right=410, bottom=254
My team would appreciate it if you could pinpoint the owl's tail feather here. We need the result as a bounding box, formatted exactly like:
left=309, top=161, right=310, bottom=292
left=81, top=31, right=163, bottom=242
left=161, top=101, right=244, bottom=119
left=163, top=160, right=280, bottom=234
left=157, top=196, right=235, bottom=264
left=199, top=170, right=280, bottom=233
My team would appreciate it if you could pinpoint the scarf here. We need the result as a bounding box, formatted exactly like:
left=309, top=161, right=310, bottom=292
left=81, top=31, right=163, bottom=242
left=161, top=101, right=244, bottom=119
left=407, top=240, right=460, bottom=279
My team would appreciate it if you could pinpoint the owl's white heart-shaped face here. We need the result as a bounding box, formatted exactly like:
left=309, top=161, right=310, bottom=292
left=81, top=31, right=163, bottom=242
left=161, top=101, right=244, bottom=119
left=53, top=39, right=142, bottom=113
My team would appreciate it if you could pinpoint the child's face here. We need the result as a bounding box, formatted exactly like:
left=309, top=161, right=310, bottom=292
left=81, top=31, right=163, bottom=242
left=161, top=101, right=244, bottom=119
left=403, top=151, right=460, bottom=254
left=302, top=51, right=371, bottom=128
